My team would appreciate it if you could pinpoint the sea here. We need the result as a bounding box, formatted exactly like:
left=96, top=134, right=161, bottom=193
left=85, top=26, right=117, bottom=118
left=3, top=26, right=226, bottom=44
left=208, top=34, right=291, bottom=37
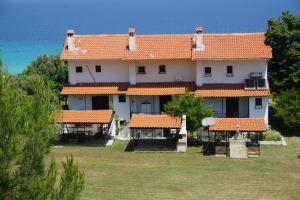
left=0, top=0, right=299, bottom=74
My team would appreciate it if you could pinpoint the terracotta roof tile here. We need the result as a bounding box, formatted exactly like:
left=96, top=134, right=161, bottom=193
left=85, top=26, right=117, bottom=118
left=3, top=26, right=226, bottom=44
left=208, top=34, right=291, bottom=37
left=194, top=84, right=270, bottom=97
left=126, top=82, right=195, bottom=96
left=56, top=110, right=113, bottom=124
left=61, top=83, right=129, bottom=95
left=128, top=114, right=182, bottom=129
left=125, top=34, right=192, bottom=60
left=61, top=34, right=127, bottom=60
left=61, top=32, right=271, bottom=60
left=61, top=82, right=270, bottom=97
left=209, top=118, right=266, bottom=132
left=192, top=33, right=272, bottom=60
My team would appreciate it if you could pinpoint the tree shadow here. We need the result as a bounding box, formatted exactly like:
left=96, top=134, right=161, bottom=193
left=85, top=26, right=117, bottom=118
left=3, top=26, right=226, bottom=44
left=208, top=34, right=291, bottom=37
left=269, top=106, right=299, bottom=137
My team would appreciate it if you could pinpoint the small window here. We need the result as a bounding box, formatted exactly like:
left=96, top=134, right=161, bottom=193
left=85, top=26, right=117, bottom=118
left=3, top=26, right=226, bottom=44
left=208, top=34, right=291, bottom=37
left=204, top=67, right=212, bottom=77
left=226, top=66, right=233, bottom=76
left=76, top=66, right=83, bottom=73
left=137, top=66, right=145, bottom=74
left=159, top=65, right=166, bottom=74
left=255, top=98, right=262, bottom=109
left=118, top=95, right=126, bottom=103
left=95, top=65, right=101, bottom=72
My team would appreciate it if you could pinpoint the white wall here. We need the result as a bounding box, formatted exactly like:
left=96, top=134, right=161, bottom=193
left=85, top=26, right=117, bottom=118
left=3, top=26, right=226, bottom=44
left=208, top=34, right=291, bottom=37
left=249, top=97, right=268, bottom=124
left=113, top=95, right=130, bottom=121
left=68, top=60, right=129, bottom=84
left=134, top=60, right=195, bottom=83
left=196, top=60, right=268, bottom=85
left=68, top=59, right=268, bottom=85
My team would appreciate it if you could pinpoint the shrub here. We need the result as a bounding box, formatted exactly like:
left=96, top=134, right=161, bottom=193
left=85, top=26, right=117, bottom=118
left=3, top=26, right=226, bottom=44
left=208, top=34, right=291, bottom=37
left=264, top=130, right=282, bottom=141
left=273, top=88, right=300, bottom=133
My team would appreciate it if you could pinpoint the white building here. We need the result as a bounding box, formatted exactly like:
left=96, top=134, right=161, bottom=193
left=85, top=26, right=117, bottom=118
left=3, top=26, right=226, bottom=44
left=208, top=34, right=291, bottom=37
left=60, top=27, right=271, bottom=145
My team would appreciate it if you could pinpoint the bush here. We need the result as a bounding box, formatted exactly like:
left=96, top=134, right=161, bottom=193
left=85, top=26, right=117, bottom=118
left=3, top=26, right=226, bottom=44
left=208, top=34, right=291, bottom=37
left=273, top=88, right=300, bottom=133
left=163, top=92, right=213, bottom=133
left=264, top=130, right=282, bottom=141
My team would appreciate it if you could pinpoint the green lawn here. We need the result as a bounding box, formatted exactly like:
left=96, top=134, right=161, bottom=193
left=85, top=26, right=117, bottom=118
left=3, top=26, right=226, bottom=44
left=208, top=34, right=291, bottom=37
left=50, top=137, right=300, bottom=200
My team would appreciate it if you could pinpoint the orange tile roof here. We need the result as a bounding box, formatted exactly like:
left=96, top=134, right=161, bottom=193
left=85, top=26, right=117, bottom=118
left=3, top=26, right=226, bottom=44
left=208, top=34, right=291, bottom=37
left=61, top=83, right=128, bottom=95
left=125, top=34, right=192, bottom=60
left=209, top=118, right=266, bottom=132
left=61, top=82, right=195, bottom=96
left=126, top=82, right=195, bottom=96
left=192, top=33, right=272, bottom=60
left=61, top=34, right=127, bottom=60
left=61, top=82, right=270, bottom=97
left=194, top=84, right=270, bottom=97
left=61, top=32, right=271, bottom=60
left=128, top=114, right=182, bottom=129
left=56, top=110, right=113, bottom=124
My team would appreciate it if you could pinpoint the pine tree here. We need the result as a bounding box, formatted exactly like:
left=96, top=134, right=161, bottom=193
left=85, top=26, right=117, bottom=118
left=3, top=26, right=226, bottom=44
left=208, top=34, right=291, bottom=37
left=0, top=60, right=84, bottom=200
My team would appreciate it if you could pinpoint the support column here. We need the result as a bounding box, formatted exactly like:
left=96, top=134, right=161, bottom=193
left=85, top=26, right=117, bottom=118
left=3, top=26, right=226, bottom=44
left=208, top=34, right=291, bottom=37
left=129, top=62, right=136, bottom=85
left=195, top=61, right=203, bottom=86
left=177, top=115, right=187, bottom=152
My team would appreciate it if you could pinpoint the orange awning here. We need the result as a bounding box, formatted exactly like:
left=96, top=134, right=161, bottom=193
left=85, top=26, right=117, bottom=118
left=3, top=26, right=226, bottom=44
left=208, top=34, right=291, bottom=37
left=61, top=83, right=128, bottom=95
left=61, top=83, right=270, bottom=97
left=56, top=110, right=113, bottom=124
left=195, top=84, right=270, bottom=97
left=128, top=114, right=181, bottom=129
left=126, top=82, right=194, bottom=96
left=209, top=118, right=266, bottom=132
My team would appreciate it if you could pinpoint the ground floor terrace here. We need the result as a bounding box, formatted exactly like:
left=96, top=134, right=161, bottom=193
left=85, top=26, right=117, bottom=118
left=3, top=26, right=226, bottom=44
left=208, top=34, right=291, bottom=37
left=202, top=118, right=267, bottom=157
left=127, top=114, right=187, bottom=152
left=49, top=136, right=300, bottom=200
left=61, top=82, right=269, bottom=123
left=55, top=110, right=116, bottom=145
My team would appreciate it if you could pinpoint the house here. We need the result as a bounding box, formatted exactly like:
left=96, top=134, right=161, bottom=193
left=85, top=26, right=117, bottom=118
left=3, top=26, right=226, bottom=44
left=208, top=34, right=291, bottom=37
left=59, top=27, right=271, bottom=151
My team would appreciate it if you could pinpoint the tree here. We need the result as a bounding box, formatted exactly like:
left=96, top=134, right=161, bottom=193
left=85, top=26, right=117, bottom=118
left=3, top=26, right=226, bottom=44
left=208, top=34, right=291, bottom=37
left=21, top=54, right=68, bottom=96
left=0, top=60, right=84, bottom=200
left=266, top=11, right=300, bottom=93
left=163, top=92, right=213, bottom=133
left=273, top=88, right=300, bottom=133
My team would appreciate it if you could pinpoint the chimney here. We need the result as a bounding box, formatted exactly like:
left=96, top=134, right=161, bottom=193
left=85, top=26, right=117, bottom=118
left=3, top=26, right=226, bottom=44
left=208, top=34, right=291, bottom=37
left=194, top=27, right=205, bottom=51
left=67, top=30, right=75, bottom=52
left=128, top=28, right=136, bottom=51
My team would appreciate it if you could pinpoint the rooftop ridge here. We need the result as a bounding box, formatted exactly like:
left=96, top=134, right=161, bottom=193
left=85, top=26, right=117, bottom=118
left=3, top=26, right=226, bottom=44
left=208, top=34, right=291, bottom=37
left=74, top=32, right=266, bottom=37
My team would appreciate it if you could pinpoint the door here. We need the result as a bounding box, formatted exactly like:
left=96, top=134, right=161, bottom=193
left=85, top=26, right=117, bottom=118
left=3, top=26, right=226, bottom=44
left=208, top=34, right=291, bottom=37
left=226, top=97, right=239, bottom=117
left=92, top=96, right=109, bottom=110
left=159, top=95, right=172, bottom=112
left=140, top=102, right=152, bottom=113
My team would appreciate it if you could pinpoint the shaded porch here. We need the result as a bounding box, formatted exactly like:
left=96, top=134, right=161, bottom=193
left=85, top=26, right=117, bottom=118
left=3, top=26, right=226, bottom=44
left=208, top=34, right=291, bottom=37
left=55, top=110, right=116, bottom=145
left=202, top=118, right=266, bottom=157
left=128, top=114, right=186, bottom=152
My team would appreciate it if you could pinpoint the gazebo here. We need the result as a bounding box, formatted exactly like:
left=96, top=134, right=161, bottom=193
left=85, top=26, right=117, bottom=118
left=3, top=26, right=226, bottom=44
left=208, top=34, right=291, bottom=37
left=56, top=110, right=115, bottom=142
left=202, top=118, right=267, bottom=157
left=128, top=114, right=186, bottom=151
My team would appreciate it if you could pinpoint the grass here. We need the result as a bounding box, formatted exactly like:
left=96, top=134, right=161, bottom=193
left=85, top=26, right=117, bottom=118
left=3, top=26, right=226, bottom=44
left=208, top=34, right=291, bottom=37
left=50, top=137, right=300, bottom=200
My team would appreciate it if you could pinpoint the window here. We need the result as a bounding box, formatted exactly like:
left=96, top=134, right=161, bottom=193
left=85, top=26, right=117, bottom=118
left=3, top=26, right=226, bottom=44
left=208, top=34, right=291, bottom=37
left=118, top=95, right=126, bottom=103
left=226, top=66, right=233, bottom=76
left=76, top=66, right=83, bottom=73
left=159, top=65, right=166, bottom=74
left=204, top=67, right=212, bottom=77
left=137, top=66, right=145, bottom=74
left=255, top=98, right=262, bottom=109
left=95, top=65, right=101, bottom=72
